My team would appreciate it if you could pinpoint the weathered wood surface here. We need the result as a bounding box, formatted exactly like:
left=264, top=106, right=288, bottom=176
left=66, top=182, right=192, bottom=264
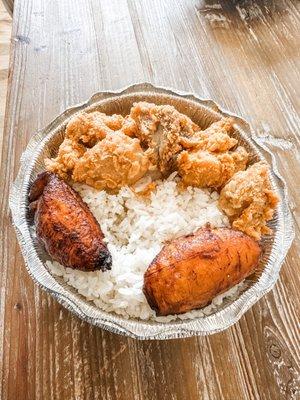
left=1, top=0, right=299, bottom=399
left=1, top=0, right=13, bottom=16
left=0, top=2, right=12, bottom=164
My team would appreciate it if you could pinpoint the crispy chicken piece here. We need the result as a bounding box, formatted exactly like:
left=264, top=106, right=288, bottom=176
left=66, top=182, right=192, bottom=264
left=179, top=118, right=237, bottom=152
left=219, top=162, right=279, bottom=240
left=197, top=121, right=237, bottom=152
left=72, top=131, right=149, bottom=191
left=177, top=118, right=248, bottom=188
left=129, top=102, right=199, bottom=144
left=28, top=172, right=112, bottom=271
left=45, top=139, right=86, bottom=180
left=177, top=146, right=248, bottom=188
left=143, top=227, right=261, bottom=316
left=45, top=112, right=125, bottom=180
left=126, top=102, right=159, bottom=143
left=46, top=112, right=149, bottom=191
left=66, top=111, right=124, bottom=144
left=127, top=102, right=200, bottom=174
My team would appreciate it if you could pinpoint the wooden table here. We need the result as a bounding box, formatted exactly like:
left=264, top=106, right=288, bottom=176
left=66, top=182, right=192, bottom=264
left=1, top=1, right=299, bottom=399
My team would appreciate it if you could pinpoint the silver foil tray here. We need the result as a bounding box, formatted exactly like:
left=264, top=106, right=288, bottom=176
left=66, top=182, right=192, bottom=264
left=9, top=83, right=294, bottom=339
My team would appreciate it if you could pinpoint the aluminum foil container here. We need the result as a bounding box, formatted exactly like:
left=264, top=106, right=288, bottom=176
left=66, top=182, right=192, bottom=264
left=9, top=83, right=294, bottom=339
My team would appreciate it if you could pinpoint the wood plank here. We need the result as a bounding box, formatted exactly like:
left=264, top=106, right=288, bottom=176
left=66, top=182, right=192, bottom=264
left=0, top=2, right=12, bottom=165
left=0, top=0, right=299, bottom=399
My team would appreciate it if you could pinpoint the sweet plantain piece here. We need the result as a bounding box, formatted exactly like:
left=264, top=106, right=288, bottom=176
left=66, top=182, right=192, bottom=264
left=28, top=171, right=112, bottom=271
left=143, top=227, right=261, bottom=316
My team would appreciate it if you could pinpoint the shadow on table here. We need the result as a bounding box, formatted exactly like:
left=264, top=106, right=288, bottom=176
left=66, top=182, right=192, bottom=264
left=194, top=0, right=298, bottom=68
left=198, top=0, right=290, bottom=18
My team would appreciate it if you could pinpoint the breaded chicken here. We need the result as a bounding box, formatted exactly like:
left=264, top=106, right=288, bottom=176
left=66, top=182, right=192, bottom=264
left=29, top=172, right=112, bottom=271
left=66, top=111, right=124, bottom=144
left=177, top=146, right=248, bottom=188
left=179, top=118, right=237, bottom=152
left=46, top=112, right=149, bottom=191
left=45, top=111, right=124, bottom=180
left=127, top=102, right=200, bottom=174
left=72, top=131, right=149, bottom=191
left=177, top=118, right=249, bottom=188
left=144, top=227, right=261, bottom=316
left=45, top=139, right=86, bottom=180
left=219, top=162, right=279, bottom=239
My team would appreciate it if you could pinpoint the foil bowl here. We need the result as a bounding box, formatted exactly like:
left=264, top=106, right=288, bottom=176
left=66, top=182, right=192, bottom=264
left=9, top=83, right=294, bottom=339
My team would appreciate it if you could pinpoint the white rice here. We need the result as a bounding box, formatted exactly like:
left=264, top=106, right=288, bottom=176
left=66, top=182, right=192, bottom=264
left=47, top=173, right=245, bottom=322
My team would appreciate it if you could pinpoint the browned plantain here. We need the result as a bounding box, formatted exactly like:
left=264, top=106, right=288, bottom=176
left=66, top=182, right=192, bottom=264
left=28, top=171, right=112, bottom=271
left=143, top=227, right=261, bottom=316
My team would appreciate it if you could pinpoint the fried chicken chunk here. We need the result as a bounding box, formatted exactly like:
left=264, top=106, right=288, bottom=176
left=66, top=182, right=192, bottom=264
left=45, top=139, right=86, bottom=180
left=28, top=171, right=112, bottom=271
left=219, top=162, right=279, bottom=239
left=45, top=111, right=124, bottom=180
left=179, top=118, right=237, bottom=151
left=72, top=131, right=150, bottom=191
left=46, top=111, right=149, bottom=191
left=143, top=227, right=261, bottom=316
left=177, top=145, right=248, bottom=188
left=66, top=111, right=124, bottom=143
left=126, top=102, right=199, bottom=174
left=177, top=118, right=248, bottom=188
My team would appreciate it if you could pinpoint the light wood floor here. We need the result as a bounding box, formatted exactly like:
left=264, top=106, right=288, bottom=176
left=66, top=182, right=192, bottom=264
left=0, top=3, right=12, bottom=162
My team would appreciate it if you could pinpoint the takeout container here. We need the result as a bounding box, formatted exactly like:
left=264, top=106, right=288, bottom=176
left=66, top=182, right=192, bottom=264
left=9, top=83, right=294, bottom=339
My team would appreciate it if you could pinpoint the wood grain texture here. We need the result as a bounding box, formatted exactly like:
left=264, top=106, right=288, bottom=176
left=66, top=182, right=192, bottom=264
left=1, top=0, right=299, bottom=399
left=0, top=2, right=12, bottom=165
left=1, top=1, right=13, bottom=16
